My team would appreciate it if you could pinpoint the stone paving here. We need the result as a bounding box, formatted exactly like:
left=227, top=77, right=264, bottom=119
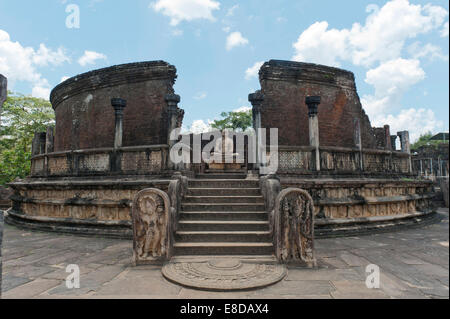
left=1, top=208, right=448, bottom=299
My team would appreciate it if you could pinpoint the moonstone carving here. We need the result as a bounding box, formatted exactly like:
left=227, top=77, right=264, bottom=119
left=274, top=188, right=316, bottom=267
left=132, top=188, right=172, bottom=264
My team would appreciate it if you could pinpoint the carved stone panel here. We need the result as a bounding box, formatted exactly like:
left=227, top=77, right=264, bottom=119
left=274, top=188, right=316, bottom=267
left=132, top=188, right=171, bottom=265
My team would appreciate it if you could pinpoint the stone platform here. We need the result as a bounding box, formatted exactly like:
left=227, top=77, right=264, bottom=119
left=1, top=208, right=448, bottom=299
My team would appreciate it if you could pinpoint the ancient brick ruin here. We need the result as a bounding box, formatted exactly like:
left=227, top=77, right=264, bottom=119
left=4, top=60, right=436, bottom=266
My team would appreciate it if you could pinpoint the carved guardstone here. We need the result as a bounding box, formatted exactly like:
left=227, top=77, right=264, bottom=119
left=274, top=188, right=316, bottom=267
left=132, top=188, right=172, bottom=265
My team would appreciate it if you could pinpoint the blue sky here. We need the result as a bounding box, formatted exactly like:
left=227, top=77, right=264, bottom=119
left=0, top=0, right=448, bottom=142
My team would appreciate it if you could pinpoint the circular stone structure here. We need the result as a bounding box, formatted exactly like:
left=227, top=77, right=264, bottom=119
left=161, top=259, right=287, bottom=291
left=5, top=59, right=436, bottom=240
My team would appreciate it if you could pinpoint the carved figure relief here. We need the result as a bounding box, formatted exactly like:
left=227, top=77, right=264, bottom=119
left=274, top=188, right=316, bottom=267
left=132, top=188, right=171, bottom=264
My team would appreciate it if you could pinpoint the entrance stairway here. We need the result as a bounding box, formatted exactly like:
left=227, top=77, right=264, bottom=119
left=173, top=171, right=275, bottom=259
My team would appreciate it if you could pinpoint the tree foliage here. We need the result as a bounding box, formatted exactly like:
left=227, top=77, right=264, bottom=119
left=210, top=110, right=253, bottom=132
left=411, top=131, right=446, bottom=151
left=0, top=92, right=55, bottom=185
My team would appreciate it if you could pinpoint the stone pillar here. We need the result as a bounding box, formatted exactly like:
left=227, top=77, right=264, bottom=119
left=354, top=118, right=364, bottom=171
left=390, top=135, right=397, bottom=151
left=306, top=96, right=321, bottom=171
left=46, top=126, right=55, bottom=154
left=384, top=125, right=392, bottom=150
left=397, top=130, right=412, bottom=173
left=31, top=131, right=46, bottom=156
left=165, top=94, right=181, bottom=169
left=249, top=91, right=264, bottom=170
left=111, top=98, right=127, bottom=149
left=0, top=75, right=6, bottom=125
left=165, top=94, right=181, bottom=144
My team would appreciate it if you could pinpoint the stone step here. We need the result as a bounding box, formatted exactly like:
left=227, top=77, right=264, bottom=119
left=170, top=255, right=277, bottom=264
left=184, top=195, right=264, bottom=204
left=188, top=179, right=260, bottom=189
left=178, top=220, right=270, bottom=231
left=173, top=242, right=274, bottom=256
left=175, top=231, right=272, bottom=242
left=187, top=188, right=261, bottom=196
left=196, top=173, right=246, bottom=180
left=181, top=203, right=266, bottom=212
left=179, top=211, right=268, bottom=221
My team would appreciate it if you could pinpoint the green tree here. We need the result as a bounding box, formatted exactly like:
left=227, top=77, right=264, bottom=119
left=210, top=110, right=253, bottom=132
left=411, top=131, right=445, bottom=151
left=0, top=92, right=54, bottom=185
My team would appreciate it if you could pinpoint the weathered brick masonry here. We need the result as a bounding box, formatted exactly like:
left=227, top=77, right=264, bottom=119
left=259, top=60, right=378, bottom=148
left=50, top=61, right=181, bottom=151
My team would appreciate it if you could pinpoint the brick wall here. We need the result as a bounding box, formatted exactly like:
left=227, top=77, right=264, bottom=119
left=258, top=60, right=378, bottom=148
left=51, top=61, right=180, bottom=152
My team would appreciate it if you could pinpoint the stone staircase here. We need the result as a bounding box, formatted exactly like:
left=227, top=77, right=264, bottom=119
left=173, top=172, right=274, bottom=258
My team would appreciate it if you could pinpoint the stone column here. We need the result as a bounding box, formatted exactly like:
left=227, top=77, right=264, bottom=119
left=249, top=91, right=264, bottom=170
left=354, top=118, right=364, bottom=171
left=46, top=126, right=55, bottom=154
left=31, top=131, right=46, bottom=156
left=397, top=130, right=412, bottom=173
left=306, top=96, right=321, bottom=171
left=390, top=135, right=397, bottom=151
left=0, top=75, right=6, bottom=125
left=165, top=94, right=181, bottom=169
left=111, top=98, right=127, bottom=149
left=384, top=125, right=392, bottom=150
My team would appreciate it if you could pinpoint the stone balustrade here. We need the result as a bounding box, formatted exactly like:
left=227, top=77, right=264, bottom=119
left=30, top=144, right=170, bottom=177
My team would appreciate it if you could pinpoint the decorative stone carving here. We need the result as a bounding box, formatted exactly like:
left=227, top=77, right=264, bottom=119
left=260, top=174, right=281, bottom=234
left=274, top=188, right=316, bottom=267
left=132, top=188, right=172, bottom=264
left=162, top=259, right=286, bottom=291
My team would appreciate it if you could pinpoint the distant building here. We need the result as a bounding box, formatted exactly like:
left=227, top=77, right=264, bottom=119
left=412, top=132, right=449, bottom=179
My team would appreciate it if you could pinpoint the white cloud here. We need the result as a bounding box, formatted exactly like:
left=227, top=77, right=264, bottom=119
left=0, top=29, right=70, bottom=99
left=150, top=0, right=220, bottom=26
left=226, top=31, right=248, bottom=51
left=33, top=44, right=70, bottom=66
left=291, top=0, right=448, bottom=141
left=373, top=108, right=444, bottom=143
left=361, top=58, right=425, bottom=118
left=194, top=91, right=207, bottom=100
left=292, top=0, right=448, bottom=67
left=60, top=76, right=70, bottom=83
left=188, top=119, right=213, bottom=134
left=172, top=29, right=184, bottom=36
left=441, top=21, right=449, bottom=37
left=226, top=4, right=239, bottom=17
left=292, top=21, right=349, bottom=67
left=233, top=106, right=251, bottom=112
left=407, top=42, right=448, bottom=61
left=245, top=61, right=264, bottom=80
left=78, top=50, right=107, bottom=66
left=32, top=85, right=51, bottom=100
left=222, top=26, right=231, bottom=33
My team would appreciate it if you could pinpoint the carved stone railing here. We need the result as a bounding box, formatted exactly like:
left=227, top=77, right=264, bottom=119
left=30, top=144, right=169, bottom=177
left=168, top=172, right=188, bottom=241
left=259, top=174, right=281, bottom=235
left=276, top=145, right=411, bottom=175
left=131, top=188, right=173, bottom=265
left=273, top=188, right=316, bottom=267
